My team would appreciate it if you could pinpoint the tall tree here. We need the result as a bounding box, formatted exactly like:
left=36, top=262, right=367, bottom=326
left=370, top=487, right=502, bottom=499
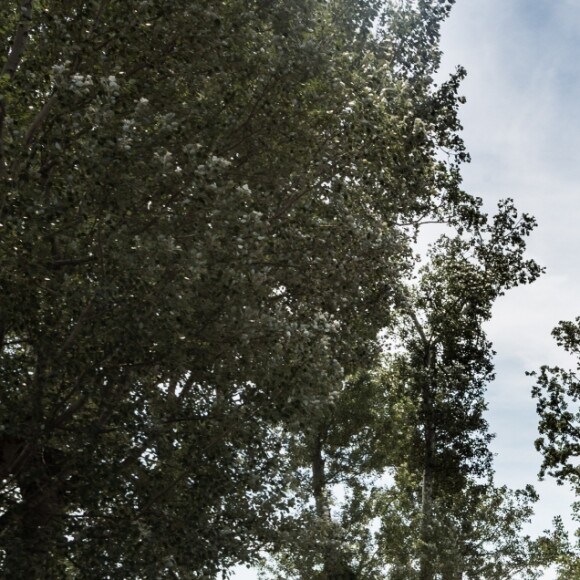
left=385, top=200, right=541, bottom=579
left=262, top=200, right=545, bottom=580
left=0, top=0, right=474, bottom=577
left=367, top=200, right=544, bottom=580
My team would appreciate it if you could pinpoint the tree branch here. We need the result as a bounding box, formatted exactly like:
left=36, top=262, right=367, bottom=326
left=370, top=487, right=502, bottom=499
left=2, top=0, right=33, bottom=79
left=23, top=92, right=58, bottom=147
left=45, top=256, right=97, bottom=269
left=56, top=299, right=95, bottom=358
left=408, top=309, right=430, bottom=349
left=0, top=0, right=33, bottom=203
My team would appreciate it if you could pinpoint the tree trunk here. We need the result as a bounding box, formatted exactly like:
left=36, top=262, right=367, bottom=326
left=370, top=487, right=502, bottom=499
left=0, top=438, right=66, bottom=578
left=312, top=429, right=330, bottom=522
left=311, top=428, right=355, bottom=580
left=419, top=346, right=436, bottom=580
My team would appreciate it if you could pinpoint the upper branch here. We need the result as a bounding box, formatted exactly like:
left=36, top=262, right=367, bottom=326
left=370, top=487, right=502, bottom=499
left=0, top=0, right=33, bottom=182
left=2, top=0, right=33, bottom=79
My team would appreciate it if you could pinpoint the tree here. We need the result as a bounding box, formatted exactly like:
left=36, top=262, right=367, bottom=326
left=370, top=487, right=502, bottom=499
left=261, top=200, right=546, bottom=580
left=0, top=0, right=476, bottom=577
left=363, top=200, right=544, bottom=580
left=380, top=201, right=541, bottom=580
left=533, top=318, right=580, bottom=486
left=531, top=318, right=580, bottom=578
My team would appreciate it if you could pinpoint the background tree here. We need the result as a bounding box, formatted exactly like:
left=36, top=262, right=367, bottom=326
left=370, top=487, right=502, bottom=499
left=379, top=200, right=541, bottom=579
left=531, top=317, right=580, bottom=578
left=261, top=200, right=547, bottom=580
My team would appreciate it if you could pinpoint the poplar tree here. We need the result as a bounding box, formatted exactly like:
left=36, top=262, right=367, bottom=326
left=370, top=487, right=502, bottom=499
left=0, top=0, right=470, bottom=577
left=375, top=202, right=544, bottom=579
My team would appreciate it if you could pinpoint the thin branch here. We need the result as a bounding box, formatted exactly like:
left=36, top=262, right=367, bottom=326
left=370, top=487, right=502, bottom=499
left=395, top=218, right=447, bottom=228
left=89, top=0, right=111, bottom=37
left=45, top=256, right=97, bottom=269
left=56, top=299, right=95, bottom=358
left=23, top=92, right=58, bottom=147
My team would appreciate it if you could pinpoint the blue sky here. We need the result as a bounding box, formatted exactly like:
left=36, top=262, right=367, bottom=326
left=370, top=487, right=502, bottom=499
left=439, top=0, right=580, bottom=567
left=233, top=2, right=580, bottom=578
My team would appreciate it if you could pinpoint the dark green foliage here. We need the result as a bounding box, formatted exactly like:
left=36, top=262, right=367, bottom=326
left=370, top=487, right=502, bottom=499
left=531, top=319, right=580, bottom=577
left=0, top=0, right=477, bottom=576
left=0, top=0, right=551, bottom=578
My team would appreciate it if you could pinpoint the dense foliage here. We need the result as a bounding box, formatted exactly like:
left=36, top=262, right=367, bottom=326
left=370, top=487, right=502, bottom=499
left=0, top=0, right=553, bottom=579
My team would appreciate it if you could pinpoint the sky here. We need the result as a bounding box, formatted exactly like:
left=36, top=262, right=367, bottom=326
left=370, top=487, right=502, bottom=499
left=438, top=0, right=580, bottom=545
left=233, top=2, right=580, bottom=578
